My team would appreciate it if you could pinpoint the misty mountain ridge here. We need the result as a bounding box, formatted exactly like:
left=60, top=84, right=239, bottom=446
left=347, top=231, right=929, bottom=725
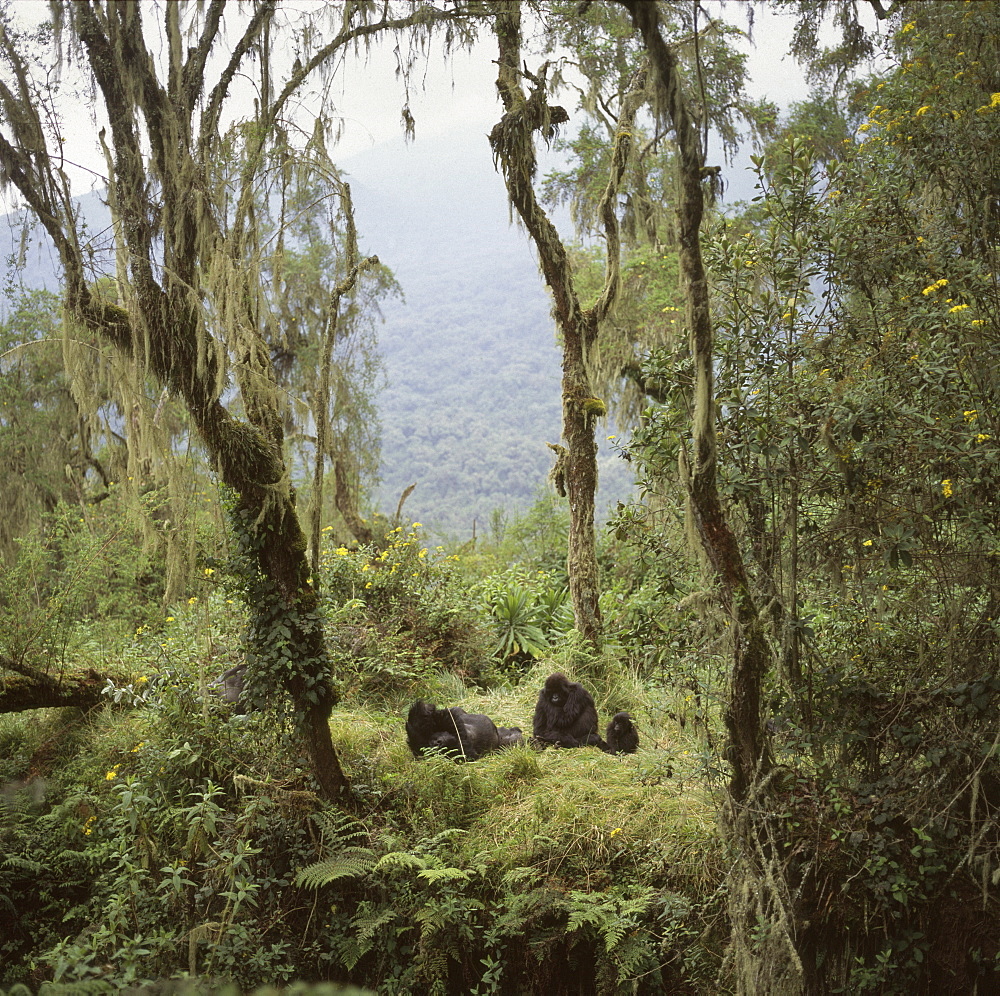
left=0, top=130, right=637, bottom=540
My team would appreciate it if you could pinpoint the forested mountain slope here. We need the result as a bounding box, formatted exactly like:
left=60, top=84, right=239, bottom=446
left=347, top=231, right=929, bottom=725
left=0, top=136, right=634, bottom=539
left=344, top=132, right=634, bottom=538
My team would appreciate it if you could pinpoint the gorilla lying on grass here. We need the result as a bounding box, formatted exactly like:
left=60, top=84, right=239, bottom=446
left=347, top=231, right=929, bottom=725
left=406, top=700, right=523, bottom=761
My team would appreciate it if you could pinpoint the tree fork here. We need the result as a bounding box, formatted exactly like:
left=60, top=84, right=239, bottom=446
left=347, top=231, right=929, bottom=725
left=621, top=0, right=773, bottom=800
left=490, top=4, right=643, bottom=649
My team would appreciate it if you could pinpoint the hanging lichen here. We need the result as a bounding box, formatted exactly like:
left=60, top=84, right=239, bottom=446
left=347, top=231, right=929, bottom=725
left=491, top=4, right=648, bottom=650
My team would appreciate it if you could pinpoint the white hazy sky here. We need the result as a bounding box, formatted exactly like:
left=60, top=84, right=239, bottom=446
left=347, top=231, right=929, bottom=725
left=329, top=1, right=821, bottom=161
left=6, top=0, right=860, bottom=197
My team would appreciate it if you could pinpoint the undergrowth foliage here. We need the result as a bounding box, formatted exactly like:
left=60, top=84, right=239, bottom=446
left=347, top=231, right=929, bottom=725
left=319, top=524, right=495, bottom=693
left=0, top=499, right=723, bottom=993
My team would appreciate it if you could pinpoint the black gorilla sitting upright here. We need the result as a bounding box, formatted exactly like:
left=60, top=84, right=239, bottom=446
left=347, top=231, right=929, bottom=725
left=606, top=711, right=640, bottom=755
left=533, top=673, right=640, bottom=754
left=532, top=672, right=604, bottom=748
left=406, top=701, right=502, bottom=761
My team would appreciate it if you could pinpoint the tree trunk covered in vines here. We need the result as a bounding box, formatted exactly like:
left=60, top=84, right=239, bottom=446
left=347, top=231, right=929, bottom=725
left=491, top=2, right=643, bottom=649
left=0, top=1, right=461, bottom=799
left=620, top=0, right=774, bottom=802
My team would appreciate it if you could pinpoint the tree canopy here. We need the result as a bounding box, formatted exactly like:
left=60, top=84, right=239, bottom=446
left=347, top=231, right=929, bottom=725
left=4, top=2, right=1000, bottom=993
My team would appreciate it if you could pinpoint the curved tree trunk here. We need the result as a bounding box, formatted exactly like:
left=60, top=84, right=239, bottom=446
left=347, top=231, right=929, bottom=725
left=620, top=0, right=774, bottom=803
left=0, top=0, right=461, bottom=800
left=0, top=2, right=380, bottom=801
left=620, top=5, right=796, bottom=992
left=490, top=5, right=644, bottom=648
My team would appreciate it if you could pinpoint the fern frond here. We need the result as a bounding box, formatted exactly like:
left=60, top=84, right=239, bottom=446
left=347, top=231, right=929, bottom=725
left=294, top=846, right=377, bottom=889
left=417, top=866, right=473, bottom=883
left=311, top=808, right=367, bottom=845
left=374, top=851, right=427, bottom=873
left=0, top=855, right=43, bottom=873
left=333, top=904, right=398, bottom=971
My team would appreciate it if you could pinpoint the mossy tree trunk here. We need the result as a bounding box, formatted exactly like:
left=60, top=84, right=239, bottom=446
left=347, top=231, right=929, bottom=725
left=620, top=3, right=796, bottom=991
left=490, top=3, right=645, bottom=649
left=0, top=1, right=458, bottom=796
left=620, top=0, right=774, bottom=803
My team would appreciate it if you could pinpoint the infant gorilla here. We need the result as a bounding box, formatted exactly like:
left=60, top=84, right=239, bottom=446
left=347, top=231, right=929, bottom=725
left=532, top=673, right=639, bottom=754
left=406, top=700, right=523, bottom=761
left=606, top=710, right=640, bottom=755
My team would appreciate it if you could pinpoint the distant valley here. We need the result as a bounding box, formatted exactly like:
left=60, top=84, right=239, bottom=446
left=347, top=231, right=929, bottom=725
left=343, top=133, right=635, bottom=539
left=1, top=129, right=636, bottom=541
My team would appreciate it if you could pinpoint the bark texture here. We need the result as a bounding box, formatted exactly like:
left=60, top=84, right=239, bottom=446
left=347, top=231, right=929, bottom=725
left=490, top=3, right=643, bottom=648
left=619, top=0, right=773, bottom=798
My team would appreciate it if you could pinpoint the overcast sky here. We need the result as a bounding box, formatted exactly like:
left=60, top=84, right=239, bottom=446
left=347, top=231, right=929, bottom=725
left=329, top=1, right=820, bottom=162
left=5, top=0, right=857, bottom=198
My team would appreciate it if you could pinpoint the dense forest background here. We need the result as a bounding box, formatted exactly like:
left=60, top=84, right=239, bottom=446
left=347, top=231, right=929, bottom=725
left=0, top=142, right=634, bottom=539
left=3, top=1, right=1000, bottom=994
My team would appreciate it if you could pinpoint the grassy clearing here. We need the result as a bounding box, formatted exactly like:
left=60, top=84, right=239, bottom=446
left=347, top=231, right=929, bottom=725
left=329, top=676, right=724, bottom=896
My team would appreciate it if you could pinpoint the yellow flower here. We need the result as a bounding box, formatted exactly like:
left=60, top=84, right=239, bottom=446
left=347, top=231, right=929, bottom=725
left=914, top=105, right=931, bottom=116
left=964, top=410, right=978, bottom=422
left=900, top=21, right=916, bottom=33
left=610, top=827, right=623, bottom=839
left=949, top=303, right=969, bottom=313
left=976, top=434, right=991, bottom=443
left=105, top=769, right=119, bottom=781
left=863, top=539, right=873, bottom=547
left=418, top=549, right=427, bottom=558
left=203, top=567, right=215, bottom=577
left=941, top=479, right=953, bottom=497
left=921, top=278, right=948, bottom=295
left=335, top=547, right=349, bottom=556
left=165, top=615, right=175, bottom=622
left=187, top=596, right=198, bottom=605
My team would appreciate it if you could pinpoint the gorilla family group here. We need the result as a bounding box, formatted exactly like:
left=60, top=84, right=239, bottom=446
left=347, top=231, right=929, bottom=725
left=405, top=672, right=640, bottom=762
left=211, top=665, right=639, bottom=761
